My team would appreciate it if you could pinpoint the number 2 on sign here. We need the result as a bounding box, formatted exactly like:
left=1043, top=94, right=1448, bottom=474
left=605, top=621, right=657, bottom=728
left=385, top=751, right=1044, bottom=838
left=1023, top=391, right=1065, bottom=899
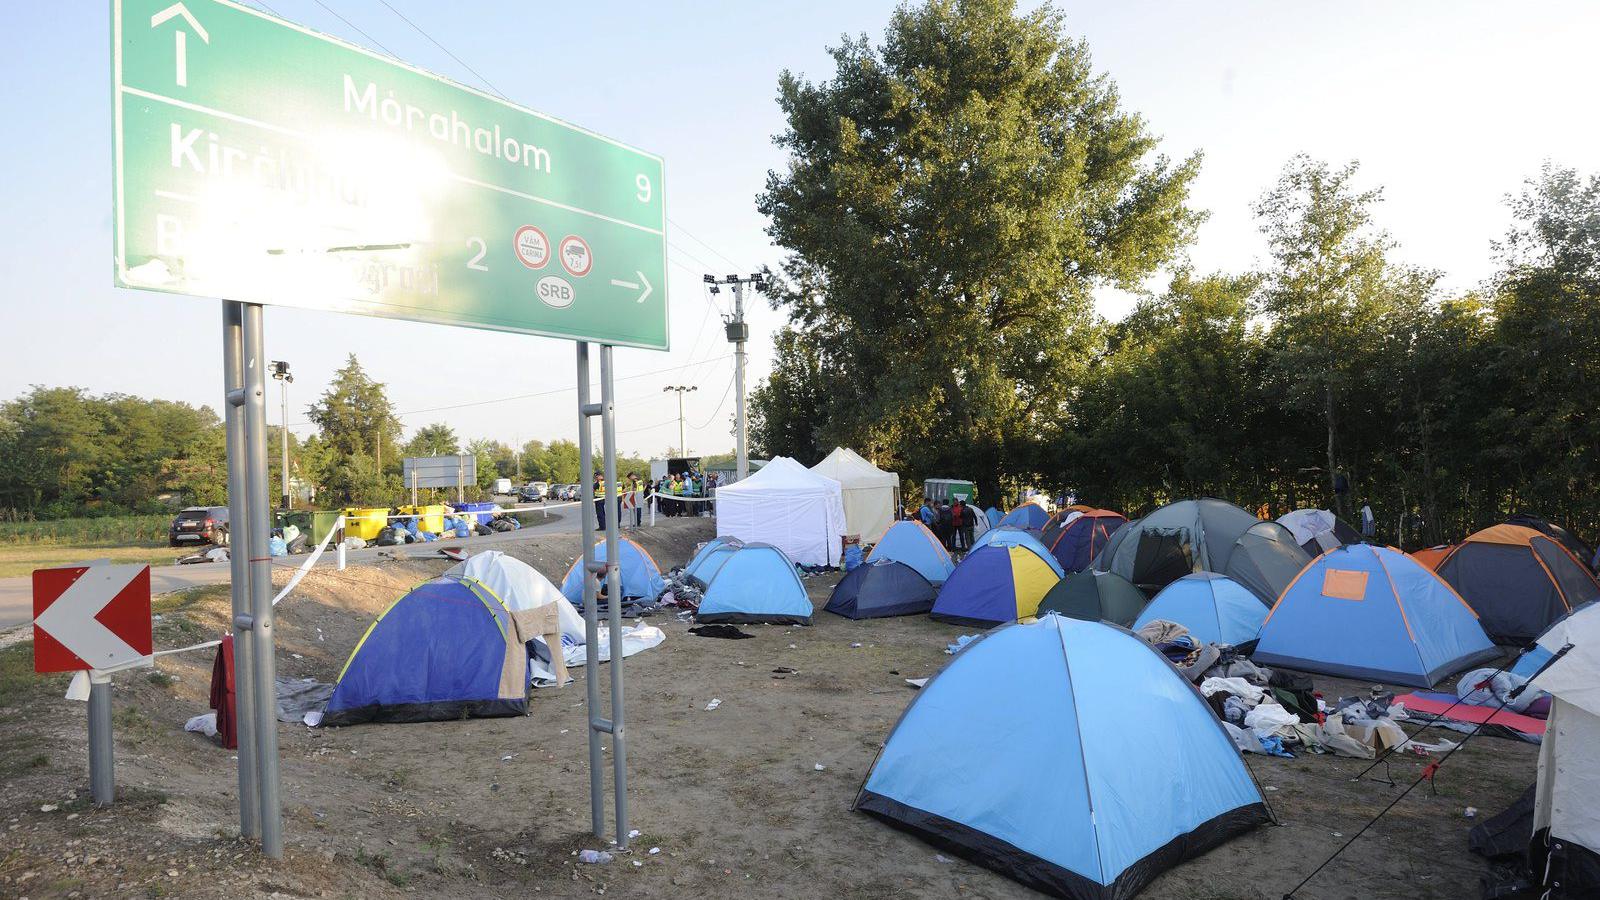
left=636, top=174, right=652, bottom=203
left=466, top=237, right=489, bottom=271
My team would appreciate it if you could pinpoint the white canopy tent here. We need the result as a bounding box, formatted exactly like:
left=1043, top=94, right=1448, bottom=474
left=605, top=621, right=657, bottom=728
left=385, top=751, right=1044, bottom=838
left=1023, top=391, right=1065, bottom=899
left=810, top=447, right=899, bottom=543
left=1527, top=601, right=1600, bottom=895
left=714, top=456, right=847, bottom=567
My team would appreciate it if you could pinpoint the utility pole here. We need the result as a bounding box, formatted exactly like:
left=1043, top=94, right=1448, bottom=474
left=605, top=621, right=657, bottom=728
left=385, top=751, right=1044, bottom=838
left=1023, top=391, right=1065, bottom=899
left=270, top=361, right=292, bottom=509
left=706, top=273, right=764, bottom=480
left=662, top=384, right=697, bottom=456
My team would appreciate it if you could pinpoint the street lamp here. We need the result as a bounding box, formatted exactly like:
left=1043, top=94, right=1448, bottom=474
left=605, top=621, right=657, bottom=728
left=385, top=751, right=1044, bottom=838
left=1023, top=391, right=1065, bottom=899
left=662, top=384, right=697, bottom=457
left=270, top=361, right=293, bottom=509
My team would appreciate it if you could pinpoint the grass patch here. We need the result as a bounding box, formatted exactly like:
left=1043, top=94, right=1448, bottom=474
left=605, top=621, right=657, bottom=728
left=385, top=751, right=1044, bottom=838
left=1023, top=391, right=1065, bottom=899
left=0, top=514, right=172, bottom=547
left=0, top=641, right=68, bottom=708
left=0, top=544, right=185, bottom=579
left=153, top=584, right=229, bottom=614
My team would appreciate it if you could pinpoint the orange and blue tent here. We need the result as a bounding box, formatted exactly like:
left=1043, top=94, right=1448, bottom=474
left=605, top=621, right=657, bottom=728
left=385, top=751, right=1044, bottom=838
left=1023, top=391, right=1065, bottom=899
left=930, top=543, right=1061, bottom=627
left=1253, top=544, right=1497, bottom=688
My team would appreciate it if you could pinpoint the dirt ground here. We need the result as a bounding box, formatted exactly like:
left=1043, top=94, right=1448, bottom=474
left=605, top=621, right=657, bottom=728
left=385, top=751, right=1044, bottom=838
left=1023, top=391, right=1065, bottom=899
left=0, top=517, right=1536, bottom=899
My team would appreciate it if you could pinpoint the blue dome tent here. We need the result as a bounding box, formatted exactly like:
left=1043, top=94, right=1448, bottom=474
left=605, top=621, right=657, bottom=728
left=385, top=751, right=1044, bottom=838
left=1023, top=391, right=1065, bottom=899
left=930, top=543, right=1062, bottom=627
left=324, top=576, right=531, bottom=726
left=867, top=520, right=955, bottom=585
left=985, top=506, right=1002, bottom=527
left=825, top=559, right=936, bottom=619
left=559, top=537, right=666, bottom=608
left=696, top=543, right=814, bottom=625
left=684, top=536, right=743, bottom=586
left=970, top=528, right=1067, bottom=578
left=1133, top=573, right=1267, bottom=647
left=856, top=614, right=1270, bottom=898
left=1254, top=544, right=1498, bottom=687
left=998, top=502, right=1051, bottom=531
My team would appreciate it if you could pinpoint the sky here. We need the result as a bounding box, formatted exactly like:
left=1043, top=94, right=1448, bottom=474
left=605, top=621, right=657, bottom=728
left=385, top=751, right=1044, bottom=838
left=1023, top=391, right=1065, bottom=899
left=2, top=1, right=1597, bottom=458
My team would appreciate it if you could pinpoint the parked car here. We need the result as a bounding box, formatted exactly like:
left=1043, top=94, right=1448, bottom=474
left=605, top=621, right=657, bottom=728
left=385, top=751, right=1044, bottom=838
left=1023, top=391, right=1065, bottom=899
left=560, top=484, right=579, bottom=501
left=518, top=482, right=546, bottom=502
left=170, top=506, right=229, bottom=547
left=492, top=477, right=514, bottom=496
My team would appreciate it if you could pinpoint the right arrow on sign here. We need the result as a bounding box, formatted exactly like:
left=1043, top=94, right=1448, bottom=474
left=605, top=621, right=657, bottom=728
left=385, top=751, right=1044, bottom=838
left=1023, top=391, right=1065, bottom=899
left=609, top=271, right=653, bottom=304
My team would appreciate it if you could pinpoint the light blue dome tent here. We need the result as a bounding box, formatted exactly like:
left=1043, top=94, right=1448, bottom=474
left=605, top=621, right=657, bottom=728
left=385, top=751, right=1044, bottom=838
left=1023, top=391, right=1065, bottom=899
left=559, top=537, right=666, bottom=608
left=867, top=520, right=955, bottom=585
left=696, top=543, right=814, bottom=625
left=324, top=576, right=532, bottom=726
left=1253, top=544, right=1498, bottom=688
left=683, top=536, right=743, bottom=586
left=1132, top=573, right=1268, bottom=647
left=856, top=615, right=1270, bottom=898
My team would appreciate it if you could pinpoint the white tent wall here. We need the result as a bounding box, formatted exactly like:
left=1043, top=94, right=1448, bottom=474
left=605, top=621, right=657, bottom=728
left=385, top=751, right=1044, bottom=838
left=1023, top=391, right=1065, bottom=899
left=810, top=448, right=899, bottom=544
left=714, top=457, right=847, bottom=567
left=1528, top=604, right=1600, bottom=887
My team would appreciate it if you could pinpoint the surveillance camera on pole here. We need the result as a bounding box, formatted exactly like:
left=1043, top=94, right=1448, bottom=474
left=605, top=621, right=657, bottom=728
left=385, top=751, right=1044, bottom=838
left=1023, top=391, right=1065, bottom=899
left=270, top=361, right=293, bottom=510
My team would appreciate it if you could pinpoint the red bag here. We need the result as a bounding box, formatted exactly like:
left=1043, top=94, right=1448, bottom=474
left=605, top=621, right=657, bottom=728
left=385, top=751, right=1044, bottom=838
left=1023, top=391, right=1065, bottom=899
left=208, top=635, right=237, bottom=750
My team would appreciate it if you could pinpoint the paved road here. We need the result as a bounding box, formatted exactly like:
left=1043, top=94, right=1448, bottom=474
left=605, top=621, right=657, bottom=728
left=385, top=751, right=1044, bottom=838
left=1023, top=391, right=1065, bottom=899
left=0, top=506, right=591, bottom=632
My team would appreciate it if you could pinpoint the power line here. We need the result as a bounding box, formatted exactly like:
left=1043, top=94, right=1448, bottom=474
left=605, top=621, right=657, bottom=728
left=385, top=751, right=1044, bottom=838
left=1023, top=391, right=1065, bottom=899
left=689, top=373, right=737, bottom=430
left=670, top=217, right=748, bottom=272
left=308, top=0, right=398, bottom=57
left=288, top=354, right=731, bottom=426
left=375, top=0, right=507, bottom=100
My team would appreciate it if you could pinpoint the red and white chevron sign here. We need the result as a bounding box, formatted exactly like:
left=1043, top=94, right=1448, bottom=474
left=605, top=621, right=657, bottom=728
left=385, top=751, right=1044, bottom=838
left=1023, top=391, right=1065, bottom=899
left=32, top=564, right=153, bottom=673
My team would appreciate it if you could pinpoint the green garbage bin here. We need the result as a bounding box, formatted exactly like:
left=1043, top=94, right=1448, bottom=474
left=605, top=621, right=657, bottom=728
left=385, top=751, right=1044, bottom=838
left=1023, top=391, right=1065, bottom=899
left=310, top=510, right=344, bottom=545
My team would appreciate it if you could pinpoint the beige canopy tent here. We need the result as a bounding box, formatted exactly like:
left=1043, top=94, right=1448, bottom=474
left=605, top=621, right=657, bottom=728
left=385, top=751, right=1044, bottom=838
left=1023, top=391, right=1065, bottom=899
left=811, top=448, right=900, bottom=543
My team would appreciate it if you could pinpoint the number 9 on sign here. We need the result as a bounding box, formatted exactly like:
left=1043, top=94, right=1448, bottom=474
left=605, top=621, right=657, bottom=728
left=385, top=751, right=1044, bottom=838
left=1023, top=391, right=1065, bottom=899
left=537, top=275, right=575, bottom=309
left=636, top=174, right=652, bottom=203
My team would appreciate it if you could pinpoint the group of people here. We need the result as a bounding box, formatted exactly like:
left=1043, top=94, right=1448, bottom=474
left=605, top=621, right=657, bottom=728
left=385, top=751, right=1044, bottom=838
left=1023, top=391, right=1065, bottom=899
left=918, top=496, right=979, bottom=551
left=588, top=468, right=725, bottom=528
left=655, top=469, right=718, bottom=518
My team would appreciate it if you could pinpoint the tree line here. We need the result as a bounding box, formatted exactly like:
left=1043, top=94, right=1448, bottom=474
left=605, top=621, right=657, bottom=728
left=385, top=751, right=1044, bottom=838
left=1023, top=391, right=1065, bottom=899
left=748, top=0, right=1600, bottom=549
left=0, top=354, right=652, bottom=519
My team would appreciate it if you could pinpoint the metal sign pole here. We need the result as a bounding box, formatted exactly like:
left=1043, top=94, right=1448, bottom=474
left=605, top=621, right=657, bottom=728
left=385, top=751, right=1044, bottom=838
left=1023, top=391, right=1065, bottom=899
left=600, top=345, right=629, bottom=847
left=576, top=342, right=605, bottom=838
left=88, top=671, right=114, bottom=806
left=241, top=304, right=283, bottom=858
left=221, top=301, right=260, bottom=839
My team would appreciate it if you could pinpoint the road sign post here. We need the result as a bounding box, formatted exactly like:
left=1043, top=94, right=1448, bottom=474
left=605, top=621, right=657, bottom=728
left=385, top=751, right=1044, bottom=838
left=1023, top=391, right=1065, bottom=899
left=88, top=673, right=115, bottom=806
left=114, top=0, right=667, bottom=348
left=221, top=300, right=260, bottom=839
left=113, top=0, right=666, bottom=857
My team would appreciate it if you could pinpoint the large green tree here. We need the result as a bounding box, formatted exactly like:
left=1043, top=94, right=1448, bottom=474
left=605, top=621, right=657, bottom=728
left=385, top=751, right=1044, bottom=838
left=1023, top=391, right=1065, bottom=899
left=304, top=355, right=402, bottom=503
left=755, top=0, right=1200, bottom=498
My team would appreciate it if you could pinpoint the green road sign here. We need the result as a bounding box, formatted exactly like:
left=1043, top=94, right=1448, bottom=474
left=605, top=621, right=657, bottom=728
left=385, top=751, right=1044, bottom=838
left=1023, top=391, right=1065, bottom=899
left=113, top=0, right=669, bottom=349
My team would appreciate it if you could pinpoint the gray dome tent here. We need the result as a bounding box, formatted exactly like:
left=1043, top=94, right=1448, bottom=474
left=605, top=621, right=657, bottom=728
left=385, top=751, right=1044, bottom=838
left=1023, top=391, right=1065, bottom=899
left=1092, top=498, right=1311, bottom=605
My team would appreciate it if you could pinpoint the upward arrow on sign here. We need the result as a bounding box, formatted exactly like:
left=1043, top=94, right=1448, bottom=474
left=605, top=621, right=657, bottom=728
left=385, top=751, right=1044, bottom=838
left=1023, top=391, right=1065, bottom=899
left=33, top=565, right=153, bottom=672
left=149, top=2, right=209, bottom=88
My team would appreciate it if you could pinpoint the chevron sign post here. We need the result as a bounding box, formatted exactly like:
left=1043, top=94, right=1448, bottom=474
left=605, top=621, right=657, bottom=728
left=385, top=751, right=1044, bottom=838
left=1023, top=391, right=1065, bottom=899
left=33, top=563, right=153, bottom=806
left=33, top=564, right=153, bottom=673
